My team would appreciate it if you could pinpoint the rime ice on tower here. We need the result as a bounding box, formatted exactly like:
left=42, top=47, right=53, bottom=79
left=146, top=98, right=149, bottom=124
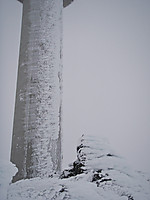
left=11, top=0, right=73, bottom=182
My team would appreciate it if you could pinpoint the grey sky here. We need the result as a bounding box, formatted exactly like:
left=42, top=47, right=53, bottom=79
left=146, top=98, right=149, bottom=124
left=0, top=0, right=150, bottom=173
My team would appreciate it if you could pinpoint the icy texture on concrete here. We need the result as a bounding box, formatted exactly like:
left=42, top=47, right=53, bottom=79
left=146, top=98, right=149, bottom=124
left=6, top=135, right=150, bottom=199
left=11, top=0, right=63, bottom=182
left=17, top=0, right=74, bottom=8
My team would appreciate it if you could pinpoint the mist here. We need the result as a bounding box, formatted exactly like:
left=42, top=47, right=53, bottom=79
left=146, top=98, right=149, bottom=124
left=0, top=0, right=150, bottom=173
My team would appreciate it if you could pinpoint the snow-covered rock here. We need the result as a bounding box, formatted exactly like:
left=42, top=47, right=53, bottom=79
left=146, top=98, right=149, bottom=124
left=61, top=135, right=150, bottom=199
left=2, top=135, right=150, bottom=199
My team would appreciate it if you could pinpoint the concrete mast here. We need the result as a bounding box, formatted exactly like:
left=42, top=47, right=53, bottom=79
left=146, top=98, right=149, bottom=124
left=11, top=0, right=73, bottom=182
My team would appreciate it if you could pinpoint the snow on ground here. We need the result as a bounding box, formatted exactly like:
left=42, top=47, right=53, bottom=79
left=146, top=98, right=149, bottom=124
left=6, top=176, right=129, bottom=200
left=0, top=135, right=150, bottom=200
left=0, top=160, right=17, bottom=200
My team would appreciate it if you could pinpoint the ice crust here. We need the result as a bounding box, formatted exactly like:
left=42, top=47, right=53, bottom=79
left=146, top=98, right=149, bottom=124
left=11, top=0, right=63, bottom=181
left=0, top=160, right=17, bottom=200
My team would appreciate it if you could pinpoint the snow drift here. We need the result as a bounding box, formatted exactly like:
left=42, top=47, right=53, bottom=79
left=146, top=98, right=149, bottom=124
left=1, top=135, right=150, bottom=200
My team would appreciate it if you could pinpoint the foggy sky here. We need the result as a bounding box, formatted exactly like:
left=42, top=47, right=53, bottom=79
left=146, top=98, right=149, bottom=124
left=0, top=0, right=150, bottom=173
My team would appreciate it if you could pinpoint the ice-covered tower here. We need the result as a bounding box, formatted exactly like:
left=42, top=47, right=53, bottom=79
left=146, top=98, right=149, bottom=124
left=11, top=0, right=74, bottom=182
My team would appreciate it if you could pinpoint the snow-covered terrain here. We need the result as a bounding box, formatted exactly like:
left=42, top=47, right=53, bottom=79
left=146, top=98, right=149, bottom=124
left=1, top=135, right=150, bottom=200
left=0, top=161, right=17, bottom=200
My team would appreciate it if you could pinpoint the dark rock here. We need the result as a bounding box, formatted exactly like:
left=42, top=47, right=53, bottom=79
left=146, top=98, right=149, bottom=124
left=77, top=144, right=83, bottom=152
left=107, top=153, right=114, bottom=157
left=60, top=160, right=85, bottom=179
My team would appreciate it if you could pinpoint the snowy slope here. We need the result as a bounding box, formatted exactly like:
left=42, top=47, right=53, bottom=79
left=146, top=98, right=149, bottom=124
left=1, top=135, right=150, bottom=200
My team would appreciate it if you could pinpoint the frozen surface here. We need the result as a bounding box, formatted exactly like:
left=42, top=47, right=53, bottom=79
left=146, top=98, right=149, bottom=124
left=11, top=0, right=63, bottom=181
left=1, top=135, right=150, bottom=199
left=0, top=160, right=17, bottom=200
